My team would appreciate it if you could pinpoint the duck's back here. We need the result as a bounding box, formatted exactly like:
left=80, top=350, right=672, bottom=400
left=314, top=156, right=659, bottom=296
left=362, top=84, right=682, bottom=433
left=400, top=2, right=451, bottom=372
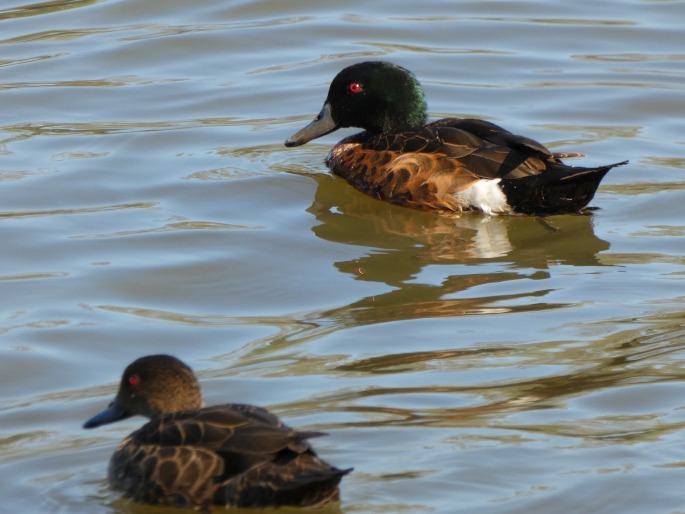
left=109, top=404, right=350, bottom=509
left=326, top=118, right=626, bottom=214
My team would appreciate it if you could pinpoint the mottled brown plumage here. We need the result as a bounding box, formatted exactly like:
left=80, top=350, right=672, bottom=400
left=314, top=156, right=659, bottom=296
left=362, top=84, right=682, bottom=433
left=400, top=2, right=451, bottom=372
left=285, top=61, right=627, bottom=215
left=83, top=355, right=350, bottom=509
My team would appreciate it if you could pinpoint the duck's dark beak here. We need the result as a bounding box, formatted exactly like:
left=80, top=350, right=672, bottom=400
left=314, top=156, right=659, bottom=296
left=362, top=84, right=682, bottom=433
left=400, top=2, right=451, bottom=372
left=285, top=102, right=338, bottom=147
left=83, top=398, right=130, bottom=429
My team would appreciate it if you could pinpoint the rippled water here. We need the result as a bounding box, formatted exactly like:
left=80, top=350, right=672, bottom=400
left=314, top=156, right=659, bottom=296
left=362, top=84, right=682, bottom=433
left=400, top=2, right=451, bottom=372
left=1, top=0, right=685, bottom=512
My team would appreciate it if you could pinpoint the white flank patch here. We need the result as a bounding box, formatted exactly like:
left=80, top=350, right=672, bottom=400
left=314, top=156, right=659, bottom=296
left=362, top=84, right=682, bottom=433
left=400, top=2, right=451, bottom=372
left=453, top=179, right=511, bottom=215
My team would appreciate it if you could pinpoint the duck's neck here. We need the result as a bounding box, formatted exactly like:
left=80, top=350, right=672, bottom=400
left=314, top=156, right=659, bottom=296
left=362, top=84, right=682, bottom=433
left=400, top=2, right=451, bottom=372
left=375, top=92, right=428, bottom=133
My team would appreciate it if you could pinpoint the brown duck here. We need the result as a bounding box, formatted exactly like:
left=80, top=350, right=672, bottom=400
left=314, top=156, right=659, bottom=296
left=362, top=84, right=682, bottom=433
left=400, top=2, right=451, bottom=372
left=285, top=61, right=627, bottom=215
left=83, top=355, right=350, bottom=509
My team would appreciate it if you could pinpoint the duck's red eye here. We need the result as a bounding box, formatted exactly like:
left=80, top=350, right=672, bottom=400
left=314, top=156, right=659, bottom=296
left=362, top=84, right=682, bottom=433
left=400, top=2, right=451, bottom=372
left=348, top=82, right=362, bottom=94
left=128, top=374, right=141, bottom=386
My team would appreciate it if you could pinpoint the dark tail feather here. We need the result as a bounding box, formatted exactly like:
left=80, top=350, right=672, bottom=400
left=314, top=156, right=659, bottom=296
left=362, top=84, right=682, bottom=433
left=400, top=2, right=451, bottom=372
left=278, top=466, right=353, bottom=508
left=219, top=455, right=352, bottom=508
left=500, top=160, right=628, bottom=215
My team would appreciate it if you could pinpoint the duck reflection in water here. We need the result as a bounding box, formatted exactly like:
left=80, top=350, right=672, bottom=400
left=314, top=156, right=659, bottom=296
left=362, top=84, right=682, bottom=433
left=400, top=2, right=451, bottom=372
left=308, top=173, right=610, bottom=272
left=293, top=172, right=611, bottom=325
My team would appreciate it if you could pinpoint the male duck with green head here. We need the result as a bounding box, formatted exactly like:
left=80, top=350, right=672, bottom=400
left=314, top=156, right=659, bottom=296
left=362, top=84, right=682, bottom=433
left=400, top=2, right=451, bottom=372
left=286, top=61, right=626, bottom=215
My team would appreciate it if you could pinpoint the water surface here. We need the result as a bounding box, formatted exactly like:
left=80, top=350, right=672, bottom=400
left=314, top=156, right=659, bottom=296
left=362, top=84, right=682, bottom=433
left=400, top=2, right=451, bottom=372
left=1, top=0, right=685, bottom=513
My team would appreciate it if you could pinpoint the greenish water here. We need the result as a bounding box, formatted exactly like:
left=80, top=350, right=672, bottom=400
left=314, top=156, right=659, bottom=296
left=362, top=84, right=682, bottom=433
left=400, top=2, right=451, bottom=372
left=1, top=0, right=684, bottom=513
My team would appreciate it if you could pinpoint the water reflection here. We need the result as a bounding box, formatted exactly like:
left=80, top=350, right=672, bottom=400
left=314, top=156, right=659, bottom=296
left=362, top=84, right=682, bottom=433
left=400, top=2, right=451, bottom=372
left=275, top=311, right=685, bottom=440
left=0, top=0, right=97, bottom=21
left=185, top=171, right=616, bottom=377
left=307, top=172, right=610, bottom=279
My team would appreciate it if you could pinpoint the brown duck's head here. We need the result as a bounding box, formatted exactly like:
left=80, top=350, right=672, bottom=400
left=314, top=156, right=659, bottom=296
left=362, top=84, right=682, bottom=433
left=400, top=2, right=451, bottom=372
left=285, top=61, right=429, bottom=147
left=83, top=355, right=203, bottom=429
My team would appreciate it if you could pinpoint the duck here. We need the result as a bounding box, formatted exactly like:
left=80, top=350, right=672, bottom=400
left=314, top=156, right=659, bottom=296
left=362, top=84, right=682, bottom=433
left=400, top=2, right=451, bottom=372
left=285, top=61, right=627, bottom=215
left=83, top=354, right=351, bottom=509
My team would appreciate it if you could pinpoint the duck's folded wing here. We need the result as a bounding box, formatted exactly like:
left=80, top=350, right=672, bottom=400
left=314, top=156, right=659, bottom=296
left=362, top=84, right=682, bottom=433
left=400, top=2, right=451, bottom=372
left=435, top=118, right=553, bottom=158
left=367, top=119, right=555, bottom=181
left=131, top=406, right=325, bottom=476
left=195, top=403, right=287, bottom=429
left=369, top=124, right=483, bottom=156
left=141, top=407, right=320, bottom=450
left=435, top=122, right=556, bottom=180
left=370, top=117, right=552, bottom=158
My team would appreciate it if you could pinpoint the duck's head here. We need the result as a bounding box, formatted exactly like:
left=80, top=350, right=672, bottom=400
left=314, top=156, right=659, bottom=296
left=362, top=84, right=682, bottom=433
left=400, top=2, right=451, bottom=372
left=83, top=354, right=203, bottom=429
left=285, top=61, right=428, bottom=147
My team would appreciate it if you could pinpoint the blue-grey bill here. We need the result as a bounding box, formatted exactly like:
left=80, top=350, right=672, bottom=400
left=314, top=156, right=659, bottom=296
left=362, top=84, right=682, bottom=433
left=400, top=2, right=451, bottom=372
left=83, top=400, right=129, bottom=429
left=285, top=102, right=338, bottom=147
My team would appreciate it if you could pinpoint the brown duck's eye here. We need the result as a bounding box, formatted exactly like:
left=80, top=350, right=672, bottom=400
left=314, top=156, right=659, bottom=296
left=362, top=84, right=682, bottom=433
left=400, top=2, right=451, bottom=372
left=128, top=374, right=141, bottom=386
left=348, top=82, right=362, bottom=94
